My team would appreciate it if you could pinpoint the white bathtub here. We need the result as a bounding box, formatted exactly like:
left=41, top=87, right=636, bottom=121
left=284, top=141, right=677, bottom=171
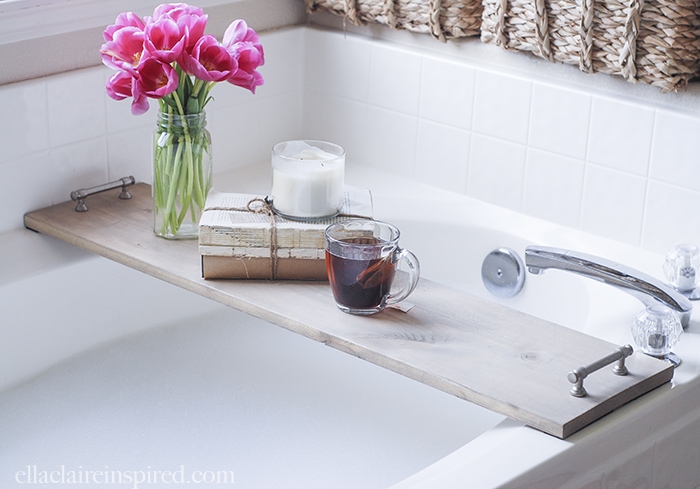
left=1, top=164, right=699, bottom=488
left=0, top=246, right=508, bottom=489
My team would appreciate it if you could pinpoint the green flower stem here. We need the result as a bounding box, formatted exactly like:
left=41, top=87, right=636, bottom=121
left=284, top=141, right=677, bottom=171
left=153, top=89, right=212, bottom=238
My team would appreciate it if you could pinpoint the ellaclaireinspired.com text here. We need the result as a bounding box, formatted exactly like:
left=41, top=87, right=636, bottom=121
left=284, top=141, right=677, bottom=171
left=15, top=465, right=235, bottom=487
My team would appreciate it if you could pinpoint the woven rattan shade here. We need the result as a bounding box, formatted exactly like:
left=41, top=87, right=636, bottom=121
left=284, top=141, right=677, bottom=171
left=481, top=0, right=700, bottom=91
left=307, top=0, right=700, bottom=91
left=305, top=0, right=483, bottom=41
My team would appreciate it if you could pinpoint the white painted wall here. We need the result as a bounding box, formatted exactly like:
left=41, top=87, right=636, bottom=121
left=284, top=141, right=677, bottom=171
left=0, top=0, right=306, bottom=85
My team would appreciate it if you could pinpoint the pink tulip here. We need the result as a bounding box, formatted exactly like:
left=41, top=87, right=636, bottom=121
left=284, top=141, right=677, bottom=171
left=222, top=20, right=264, bottom=93
left=227, top=43, right=265, bottom=93
left=105, top=71, right=133, bottom=100
left=100, top=26, right=145, bottom=74
left=101, top=4, right=264, bottom=115
left=129, top=92, right=150, bottom=115
left=133, top=58, right=179, bottom=100
left=149, top=3, right=207, bottom=51
left=144, top=17, right=186, bottom=63
left=106, top=71, right=149, bottom=115
left=180, top=35, right=238, bottom=82
left=151, top=3, right=204, bottom=21
left=103, top=12, right=145, bottom=42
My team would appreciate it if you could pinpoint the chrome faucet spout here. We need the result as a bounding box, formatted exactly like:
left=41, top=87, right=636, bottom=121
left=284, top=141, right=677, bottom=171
left=525, top=245, right=693, bottom=328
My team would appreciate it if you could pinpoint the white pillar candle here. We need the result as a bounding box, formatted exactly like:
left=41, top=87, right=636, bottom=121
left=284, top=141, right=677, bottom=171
left=271, top=140, right=345, bottom=219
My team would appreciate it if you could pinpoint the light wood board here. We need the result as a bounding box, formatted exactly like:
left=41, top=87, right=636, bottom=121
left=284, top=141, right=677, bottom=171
left=24, top=183, right=674, bottom=438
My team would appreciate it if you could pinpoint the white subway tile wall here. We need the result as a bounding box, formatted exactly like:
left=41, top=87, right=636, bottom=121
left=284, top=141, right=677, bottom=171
left=467, top=133, right=526, bottom=210
left=650, top=110, right=700, bottom=192
left=419, top=58, right=475, bottom=130
left=579, top=165, right=647, bottom=244
left=415, top=120, right=469, bottom=193
left=1, top=26, right=700, bottom=255
left=522, top=149, right=585, bottom=227
left=472, top=70, right=532, bottom=145
left=303, top=28, right=700, bottom=254
left=586, top=97, right=654, bottom=176
left=529, top=83, right=591, bottom=160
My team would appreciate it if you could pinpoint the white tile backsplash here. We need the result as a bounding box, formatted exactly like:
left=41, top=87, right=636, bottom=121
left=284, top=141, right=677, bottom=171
left=363, top=105, right=418, bottom=176
left=0, top=153, right=52, bottom=232
left=467, top=133, right=526, bottom=209
left=256, top=91, right=305, bottom=156
left=317, top=30, right=372, bottom=102
left=3, top=25, right=700, bottom=255
left=48, top=138, right=109, bottom=205
left=414, top=120, right=469, bottom=193
left=304, top=93, right=370, bottom=162
left=0, top=78, right=49, bottom=165
left=642, top=181, right=700, bottom=253
left=253, top=27, right=305, bottom=98
left=587, top=96, right=654, bottom=176
left=419, top=57, right=475, bottom=130
left=522, top=149, right=585, bottom=227
left=472, top=70, right=532, bottom=144
left=580, top=165, right=646, bottom=245
left=106, top=126, right=154, bottom=184
left=47, top=68, right=106, bottom=147
left=368, top=44, right=422, bottom=115
left=650, top=109, right=700, bottom=192
left=529, top=83, right=591, bottom=159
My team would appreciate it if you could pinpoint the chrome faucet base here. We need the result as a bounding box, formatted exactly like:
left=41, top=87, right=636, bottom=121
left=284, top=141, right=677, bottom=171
left=677, top=287, right=700, bottom=301
left=664, top=352, right=682, bottom=367
left=644, top=351, right=682, bottom=367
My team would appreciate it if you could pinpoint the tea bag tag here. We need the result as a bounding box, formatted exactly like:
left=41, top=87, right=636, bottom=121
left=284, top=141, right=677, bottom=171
left=389, top=302, right=415, bottom=313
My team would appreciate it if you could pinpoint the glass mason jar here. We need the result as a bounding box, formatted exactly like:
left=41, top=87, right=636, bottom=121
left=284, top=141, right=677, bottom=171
left=153, top=110, right=212, bottom=239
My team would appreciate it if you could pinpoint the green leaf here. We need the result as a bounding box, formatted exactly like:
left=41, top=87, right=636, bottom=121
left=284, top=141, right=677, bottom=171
left=162, top=96, right=178, bottom=110
left=186, top=97, right=200, bottom=114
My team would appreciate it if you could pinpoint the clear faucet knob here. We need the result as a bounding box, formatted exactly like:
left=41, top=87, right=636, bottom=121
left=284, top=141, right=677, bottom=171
left=663, top=244, right=700, bottom=300
left=631, top=304, right=682, bottom=366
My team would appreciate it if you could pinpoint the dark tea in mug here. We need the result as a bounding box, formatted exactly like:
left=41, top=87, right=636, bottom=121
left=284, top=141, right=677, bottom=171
left=325, top=220, right=420, bottom=315
left=325, top=237, right=396, bottom=310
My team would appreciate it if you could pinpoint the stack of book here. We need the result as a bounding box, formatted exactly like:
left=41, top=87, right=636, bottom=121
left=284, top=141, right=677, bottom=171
left=199, top=188, right=373, bottom=279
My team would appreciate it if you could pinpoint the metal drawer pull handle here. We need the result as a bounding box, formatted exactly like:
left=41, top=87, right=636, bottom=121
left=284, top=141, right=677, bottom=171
left=568, top=344, right=633, bottom=397
left=70, top=176, right=135, bottom=212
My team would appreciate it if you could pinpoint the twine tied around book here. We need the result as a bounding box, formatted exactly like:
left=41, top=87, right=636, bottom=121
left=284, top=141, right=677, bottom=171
left=204, top=195, right=370, bottom=280
left=204, top=197, right=280, bottom=279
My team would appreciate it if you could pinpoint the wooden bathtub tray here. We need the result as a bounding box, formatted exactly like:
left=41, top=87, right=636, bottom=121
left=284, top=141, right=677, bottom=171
left=24, top=183, right=674, bottom=439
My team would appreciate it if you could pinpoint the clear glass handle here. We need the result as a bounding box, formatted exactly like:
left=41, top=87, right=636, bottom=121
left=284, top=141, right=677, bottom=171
left=663, top=244, right=700, bottom=299
left=631, top=304, right=682, bottom=366
left=386, top=247, right=420, bottom=305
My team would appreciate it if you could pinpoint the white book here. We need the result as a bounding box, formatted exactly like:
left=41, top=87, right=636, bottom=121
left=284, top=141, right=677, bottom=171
left=199, top=187, right=373, bottom=256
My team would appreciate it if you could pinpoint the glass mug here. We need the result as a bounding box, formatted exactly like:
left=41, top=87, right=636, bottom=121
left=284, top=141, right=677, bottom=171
left=325, top=219, right=420, bottom=315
